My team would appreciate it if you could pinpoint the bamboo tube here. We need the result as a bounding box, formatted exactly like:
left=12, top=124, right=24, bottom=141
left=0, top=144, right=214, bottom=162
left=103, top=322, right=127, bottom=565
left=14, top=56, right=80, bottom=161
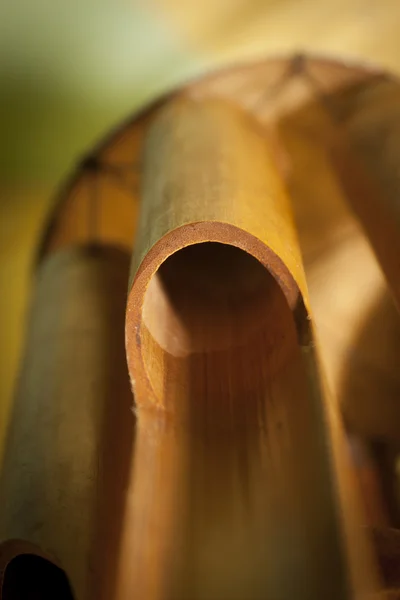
left=275, top=71, right=400, bottom=527
left=312, top=78, right=400, bottom=529
left=122, top=98, right=379, bottom=599
left=0, top=246, right=133, bottom=600
left=327, top=77, right=400, bottom=309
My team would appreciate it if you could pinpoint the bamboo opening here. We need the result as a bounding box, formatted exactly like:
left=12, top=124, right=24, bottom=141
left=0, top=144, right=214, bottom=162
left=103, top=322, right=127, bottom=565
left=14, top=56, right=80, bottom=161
left=2, top=554, right=74, bottom=599
left=141, top=242, right=296, bottom=409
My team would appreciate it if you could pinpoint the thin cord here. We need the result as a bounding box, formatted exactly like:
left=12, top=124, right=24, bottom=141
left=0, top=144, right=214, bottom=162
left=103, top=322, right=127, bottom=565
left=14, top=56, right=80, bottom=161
left=252, top=53, right=308, bottom=113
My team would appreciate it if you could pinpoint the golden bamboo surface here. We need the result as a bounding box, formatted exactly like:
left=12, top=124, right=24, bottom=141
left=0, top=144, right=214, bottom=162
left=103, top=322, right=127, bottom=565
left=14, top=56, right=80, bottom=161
left=123, top=95, right=378, bottom=599
left=0, top=247, right=133, bottom=600
left=1, top=56, right=400, bottom=598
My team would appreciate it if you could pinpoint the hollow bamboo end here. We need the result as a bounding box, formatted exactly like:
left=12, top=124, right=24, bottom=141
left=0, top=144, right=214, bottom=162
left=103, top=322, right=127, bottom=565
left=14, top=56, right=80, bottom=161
left=126, top=221, right=300, bottom=410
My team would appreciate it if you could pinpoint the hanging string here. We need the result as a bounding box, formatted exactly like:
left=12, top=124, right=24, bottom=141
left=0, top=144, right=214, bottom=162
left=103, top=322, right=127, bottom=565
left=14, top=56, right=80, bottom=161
left=81, top=155, right=140, bottom=245
left=82, top=156, right=101, bottom=245
left=297, top=60, right=387, bottom=128
left=90, top=168, right=100, bottom=244
left=252, top=52, right=385, bottom=132
left=252, top=53, right=308, bottom=113
left=101, top=162, right=140, bottom=196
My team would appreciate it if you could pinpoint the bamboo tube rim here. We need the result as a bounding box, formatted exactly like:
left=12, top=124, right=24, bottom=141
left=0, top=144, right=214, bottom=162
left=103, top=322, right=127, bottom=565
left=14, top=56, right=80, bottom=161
left=126, top=221, right=302, bottom=411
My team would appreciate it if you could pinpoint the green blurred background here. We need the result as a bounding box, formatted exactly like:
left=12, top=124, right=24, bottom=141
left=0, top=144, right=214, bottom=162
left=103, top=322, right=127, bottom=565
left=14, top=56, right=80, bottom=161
left=1, top=0, right=400, bottom=460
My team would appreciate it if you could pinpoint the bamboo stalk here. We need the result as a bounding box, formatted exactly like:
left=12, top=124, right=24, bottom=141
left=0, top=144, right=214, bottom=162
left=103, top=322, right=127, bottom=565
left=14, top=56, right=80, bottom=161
left=122, top=97, right=379, bottom=599
left=329, top=77, right=400, bottom=314
left=0, top=246, right=133, bottom=600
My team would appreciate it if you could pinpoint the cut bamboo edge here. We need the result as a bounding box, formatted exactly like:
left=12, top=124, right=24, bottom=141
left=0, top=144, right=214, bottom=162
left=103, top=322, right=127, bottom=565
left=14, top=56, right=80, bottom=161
left=1, top=56, right=400, bottom=599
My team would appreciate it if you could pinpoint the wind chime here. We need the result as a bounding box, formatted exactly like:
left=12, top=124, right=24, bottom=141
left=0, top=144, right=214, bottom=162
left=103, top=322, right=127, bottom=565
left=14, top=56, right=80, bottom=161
left=1, top=55, right=400, bottom=599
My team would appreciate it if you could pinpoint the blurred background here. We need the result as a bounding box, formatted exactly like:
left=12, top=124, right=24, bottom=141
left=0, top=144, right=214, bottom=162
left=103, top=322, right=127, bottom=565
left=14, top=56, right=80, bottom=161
left=1, top=0, right=400, bottom=460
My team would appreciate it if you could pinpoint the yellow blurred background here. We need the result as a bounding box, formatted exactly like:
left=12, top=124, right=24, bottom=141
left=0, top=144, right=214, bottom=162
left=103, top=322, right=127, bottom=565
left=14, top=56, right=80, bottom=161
left=1, top=0, right=400, bottom=460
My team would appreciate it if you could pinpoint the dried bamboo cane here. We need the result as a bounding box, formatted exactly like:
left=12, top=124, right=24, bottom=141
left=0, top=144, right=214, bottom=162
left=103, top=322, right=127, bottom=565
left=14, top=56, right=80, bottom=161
left=122, top=97, right=379, bottom=599
left=0, top=246, right=133, bottom=600
left=329, top=76, right=400, bottom=314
